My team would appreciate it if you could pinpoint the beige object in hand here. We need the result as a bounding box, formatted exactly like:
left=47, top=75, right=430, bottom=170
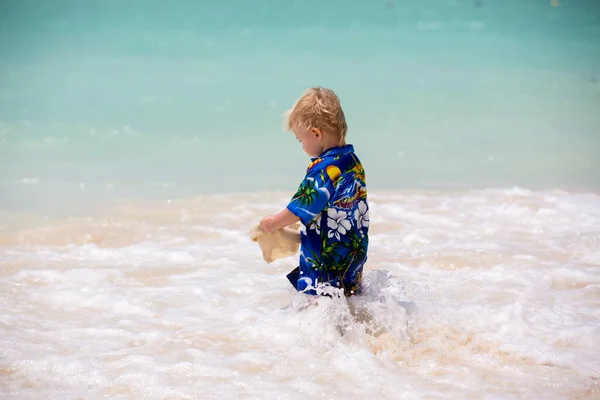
left=249, top=223, right=301, bottom=263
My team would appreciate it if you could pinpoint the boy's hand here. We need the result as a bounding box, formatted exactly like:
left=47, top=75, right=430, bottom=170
left=259, top=209, right=300, bottom=234
left=259, top=215, right=276, bottom=233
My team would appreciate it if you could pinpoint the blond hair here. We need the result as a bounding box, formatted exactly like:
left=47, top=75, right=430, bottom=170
left=284, top=87, right=348, bottom=143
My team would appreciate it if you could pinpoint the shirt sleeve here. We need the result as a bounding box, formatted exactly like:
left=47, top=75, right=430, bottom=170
left=286, top=164, right=335, bottom=225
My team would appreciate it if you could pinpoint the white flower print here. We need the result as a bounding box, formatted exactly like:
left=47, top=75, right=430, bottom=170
left=354, top=201, right=370, bottom=229
left=327, top=208, right=351, bottom=240
left=299, top=223, right=307, bottom=236
left=309, top=213, right=322, bottom=235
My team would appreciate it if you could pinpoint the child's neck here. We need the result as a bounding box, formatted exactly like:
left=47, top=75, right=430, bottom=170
left=320, top=137, right=346, bottom=154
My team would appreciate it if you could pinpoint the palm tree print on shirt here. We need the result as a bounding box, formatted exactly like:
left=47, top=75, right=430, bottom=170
left=291, top=177, right=319, bottom=208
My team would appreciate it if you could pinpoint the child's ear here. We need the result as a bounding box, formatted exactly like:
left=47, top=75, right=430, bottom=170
left=311, top=127, right=322, bottom=139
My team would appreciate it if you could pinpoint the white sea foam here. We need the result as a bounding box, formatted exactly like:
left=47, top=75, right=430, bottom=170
left=1, top=189, right=599, bottom=399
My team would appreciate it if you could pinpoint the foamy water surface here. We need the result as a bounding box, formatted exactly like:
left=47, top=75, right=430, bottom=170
left=1, top=188, right=599, bottom=399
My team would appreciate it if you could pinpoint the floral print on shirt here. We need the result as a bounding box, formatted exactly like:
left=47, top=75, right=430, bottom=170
left=286, top=144, right=369, bottom=296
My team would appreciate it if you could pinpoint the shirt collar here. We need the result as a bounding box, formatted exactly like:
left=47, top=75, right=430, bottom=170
left=313, top=144, right=354, bottom=161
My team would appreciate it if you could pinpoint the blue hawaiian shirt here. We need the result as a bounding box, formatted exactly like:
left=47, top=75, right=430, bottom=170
left=286, top=144, right=369, bottom=296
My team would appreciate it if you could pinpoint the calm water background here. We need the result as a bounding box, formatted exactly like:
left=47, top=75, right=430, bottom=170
left=1, top=0, right=599, bottom=214
left=1, top=1, right=600, bottom=399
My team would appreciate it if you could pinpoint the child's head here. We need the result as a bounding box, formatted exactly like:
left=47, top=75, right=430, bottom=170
left=285, top=87, right=348, bottom=157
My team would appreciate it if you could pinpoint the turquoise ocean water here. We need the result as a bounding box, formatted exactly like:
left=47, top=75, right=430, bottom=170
left=0, top=0, right=599, bottom=212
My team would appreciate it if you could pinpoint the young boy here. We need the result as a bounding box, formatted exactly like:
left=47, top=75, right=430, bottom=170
left=260, top=87, right=370, bottom=297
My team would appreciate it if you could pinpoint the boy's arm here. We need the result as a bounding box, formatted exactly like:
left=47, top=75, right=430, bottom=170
left=260, top=208, right=300, bottom=234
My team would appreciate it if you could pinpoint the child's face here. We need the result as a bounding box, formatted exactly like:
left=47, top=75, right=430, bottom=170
left=293, top=128, right=323, bottom=158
